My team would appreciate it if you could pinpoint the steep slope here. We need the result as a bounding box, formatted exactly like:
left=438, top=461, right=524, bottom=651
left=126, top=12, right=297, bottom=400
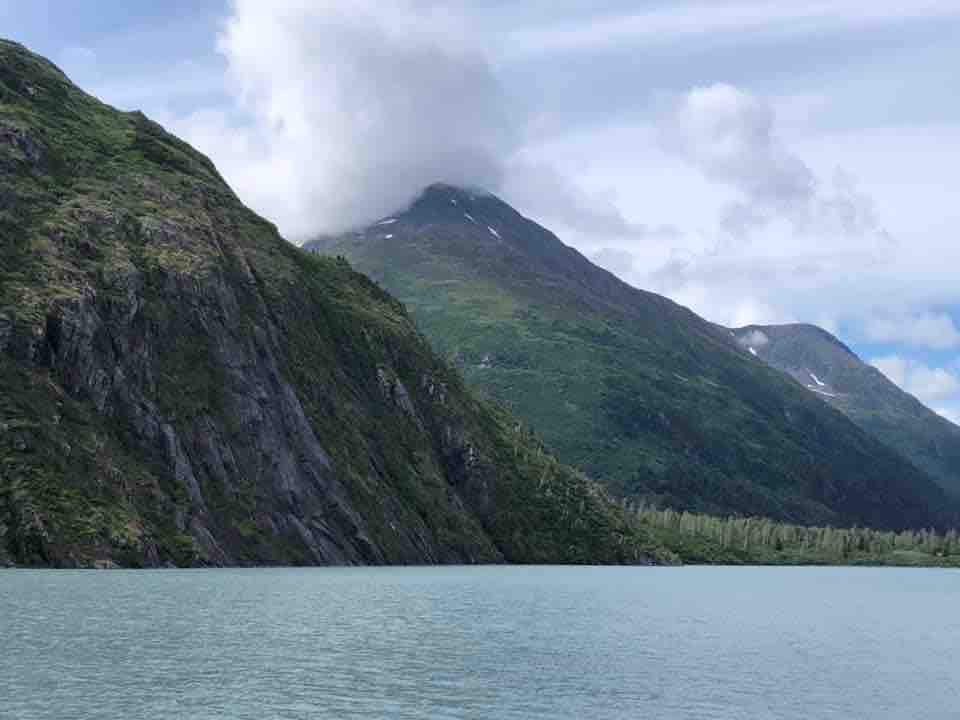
left=0, top=40, right=663, bottom=568
left=310, top=184, right=958, bottom=531
left=734, top=323, right=960, bottom=497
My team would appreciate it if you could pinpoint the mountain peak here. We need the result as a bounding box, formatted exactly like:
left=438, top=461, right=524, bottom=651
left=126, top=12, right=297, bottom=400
left=312, top=182, right=959, bottom=531
left=418, top=182, right=494, bottom=202
left=311, top=181, right=657, bottom=318
left=735, top=321, right=960, bottom=495
left=400, top=183, right=513, bottom=228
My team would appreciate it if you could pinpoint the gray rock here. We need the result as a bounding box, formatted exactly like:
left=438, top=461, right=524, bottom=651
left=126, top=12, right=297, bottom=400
left=0, top=313, right=11, bottom=353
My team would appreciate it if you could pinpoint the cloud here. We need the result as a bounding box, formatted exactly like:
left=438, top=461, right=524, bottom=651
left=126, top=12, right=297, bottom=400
left=591, top=247, right=636, bottom=276
left=178, top=0, right=671, bottom=244
left=738, top=329, right=770, bottom=347
left=177, top=0, right=518, bottom=239
left=660, top=83, right=891, bottom=246
left=504, top=2, right=960, bottom=59
left=864, top=310, right=960, bottom=350
left=635, top=82, right=916, bottom=332
left=872, top=355, right=960, bottom=403
left=663, top=84, right=815, bottom=219
left=502, top=159, right=680, bottom=242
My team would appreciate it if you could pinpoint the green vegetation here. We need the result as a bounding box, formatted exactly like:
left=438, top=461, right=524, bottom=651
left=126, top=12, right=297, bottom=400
left=636, top=505, right=960, bottom=567
left=2, top=39, right=955, bottom=569
left=0, top=355, right=189, bottom=567
left=313, top=184, right=958, bottom=532
left=738, top=323, right=960, bottom=498
left=0, top=39, right=668, bottom=567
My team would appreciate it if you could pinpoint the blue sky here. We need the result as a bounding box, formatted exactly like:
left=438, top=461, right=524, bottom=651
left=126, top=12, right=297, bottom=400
left=5, top=1, right=960, bottom=419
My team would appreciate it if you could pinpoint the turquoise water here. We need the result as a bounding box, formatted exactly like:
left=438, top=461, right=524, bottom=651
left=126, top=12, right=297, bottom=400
left=1, top=566, right=957, bottom=719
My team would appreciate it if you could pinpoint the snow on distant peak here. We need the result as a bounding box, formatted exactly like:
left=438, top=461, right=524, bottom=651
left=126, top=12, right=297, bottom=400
left=376, top=218, right=397, bottom=226
left=487, top=226, right=501, bottom=239
left=809, top=372, right=826, bottom=387
left=385, top=234, right=394, bottom=239
left=464, top=213, right=477, bottom=223
left=807, top=386, right=838, bottom=398
left=748, top=347, right=758, bottom=356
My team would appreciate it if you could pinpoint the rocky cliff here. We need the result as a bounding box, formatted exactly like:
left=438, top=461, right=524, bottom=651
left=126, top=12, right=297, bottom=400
left=0, top=40, right=658, bottom=567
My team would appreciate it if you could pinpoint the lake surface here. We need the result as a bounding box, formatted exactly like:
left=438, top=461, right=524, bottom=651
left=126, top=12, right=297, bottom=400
left=1, top=566, right=957, bottom=719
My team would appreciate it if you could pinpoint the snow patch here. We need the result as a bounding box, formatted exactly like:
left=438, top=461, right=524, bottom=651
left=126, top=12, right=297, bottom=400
left=807, top=386, right=838, bottom=398
left=376, top=218, right=397, bottom=226
left=749, top=347, right=758, bottom=357
left=384, top=234, right=394, bottom=239
left=464, top=213, right=477, bottom=223
left=451, top=198, right=458, bottom=206
left=487, top=226, right=501, bottom=239
left=809, top=372, right=826, bottom=387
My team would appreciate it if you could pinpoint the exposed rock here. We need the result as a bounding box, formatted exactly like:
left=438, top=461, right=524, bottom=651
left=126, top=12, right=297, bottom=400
left=377, top=367, right=420, bottom=424
left=0, top=39, right=657, bottom=568
left=0, top=124, right=45, bottom=167
left=0, top=314, right=12, bottom=354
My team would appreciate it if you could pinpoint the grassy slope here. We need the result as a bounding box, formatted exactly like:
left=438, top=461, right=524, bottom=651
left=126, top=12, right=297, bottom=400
left=737, top=323, right=960, bottom=497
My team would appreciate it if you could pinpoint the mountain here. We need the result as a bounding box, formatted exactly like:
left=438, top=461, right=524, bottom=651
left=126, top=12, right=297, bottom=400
left=309, top=183, right=958, bottom=531
left=734, top=323, right=960, bottom=497
left=0, top=40, right=667, bottom=568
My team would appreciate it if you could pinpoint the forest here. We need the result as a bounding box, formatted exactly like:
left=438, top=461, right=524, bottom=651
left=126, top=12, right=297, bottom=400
left=635, top=504, right=960, bottom=567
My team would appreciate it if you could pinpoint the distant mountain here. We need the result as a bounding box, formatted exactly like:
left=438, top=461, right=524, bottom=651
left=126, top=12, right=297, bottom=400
left=734, top=323, right=960, bottom=497
left=309, top=184, right=958, bottom=531
left=0, top=40, right=662, bottom=567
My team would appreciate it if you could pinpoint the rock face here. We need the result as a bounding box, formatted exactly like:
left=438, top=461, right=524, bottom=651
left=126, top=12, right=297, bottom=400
left=311, top=184, right=960, bottom=532
left=0, top=40, right=655, bottom=567
left=735, top=323, right=960, bottom=498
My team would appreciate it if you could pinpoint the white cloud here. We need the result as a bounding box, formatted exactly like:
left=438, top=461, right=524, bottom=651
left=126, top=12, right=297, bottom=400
left=660, top=83, right=891, bottom=246
left=591, top=247, right=635, bottom=276
left=663, top=84, right=815, bottom=220
left=872, top=356, right=960, bottom=404
left=503, top=159, right=680, bottom=242
left=177, top=0, right=517, bottom=240
left=173, top=0, right=671, bottom=244
left=627, top=82, right=932, bottom=334
left=864, top=310, right=960, bottom=350
left=739, top=329, right=770, bottom=347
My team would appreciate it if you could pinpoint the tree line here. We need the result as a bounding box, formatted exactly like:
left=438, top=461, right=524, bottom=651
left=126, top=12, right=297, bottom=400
left=633, top=503, right=960, bottom=566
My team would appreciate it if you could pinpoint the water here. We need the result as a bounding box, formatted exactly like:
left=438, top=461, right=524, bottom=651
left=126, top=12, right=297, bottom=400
left=1, top=566, right=957, bottom=719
